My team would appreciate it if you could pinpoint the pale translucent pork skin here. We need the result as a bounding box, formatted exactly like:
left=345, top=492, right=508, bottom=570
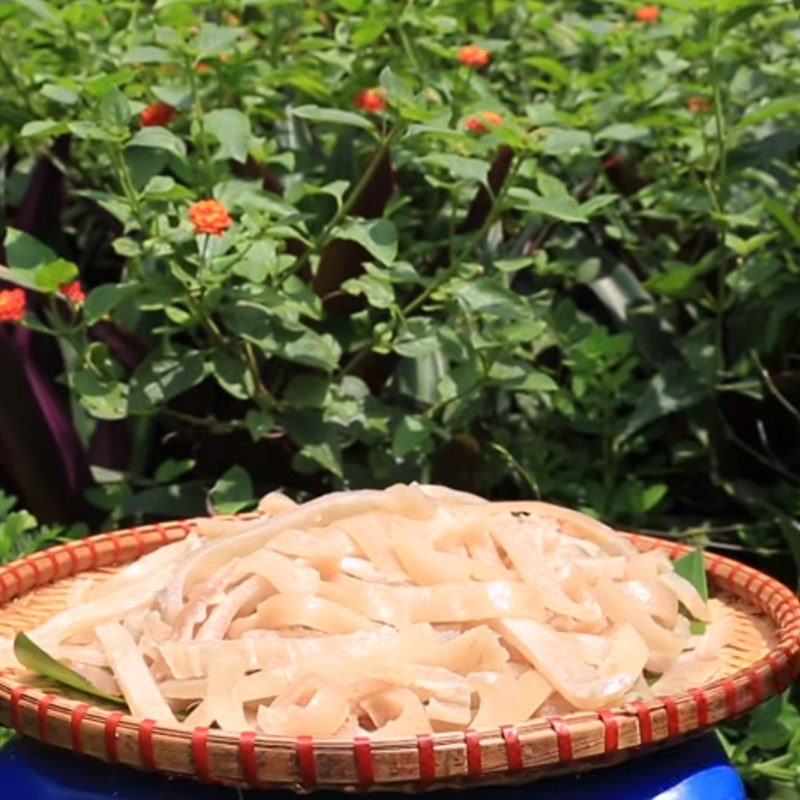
left=11, top=484, right=713, bottom=737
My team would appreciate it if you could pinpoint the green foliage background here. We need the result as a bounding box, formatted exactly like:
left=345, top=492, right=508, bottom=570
left=0, top=0, right=799, bottom=794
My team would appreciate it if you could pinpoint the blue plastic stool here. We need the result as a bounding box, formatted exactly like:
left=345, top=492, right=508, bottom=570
left=0, top=733, right=744, bottom=800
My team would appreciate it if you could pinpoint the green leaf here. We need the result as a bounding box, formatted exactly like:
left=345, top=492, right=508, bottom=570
left=489, top=362, right=558, bottom=392
left=211, top=351, right=256, bottom=399
left=33, top=258, right=78, bottom=292
left=209, top=465, right=254, bottom=514
left=14, top=0, right=62, bottom=26
left=204, top=108, right=252, bottom=163
left=129, top=126, right=187, bottom=158
left=292, top=105, right=375, bottom=131
left=20, top=119, right=70, bottom=137
left=622, top=361, right=707, bottom=439
left=14, top=633, right=124, bottom=705
left=392, top=415, right=435, bottom=458
left=83, top=283, right=138, bottom=324
left=764, top=197, right=800, bottom=249
left=342, top=272, right=395, bottom=308
left=40, top=84, right=78, bottom=105
left=99, top=89, right=131, bottom=129
left=128, top=349, right=207, bottom=412
left=422, top=153, right=489, bottom=184
left=122, top=45, right=171, bottom=64
left=244, top=409, right=274, bottom=441
left=673, top=548, right=709, bottom=633
left=597, top=123, right=649, bottom=142
left=335, top=219, right=398, bottom=266
left=154, top=458, right=196, bottom=483
left=510, top=187, right=588, bottom=223
left=4, top=228, right=56, bottom=269
left=281, top=330, right=342, bottom=372
left=196, top=24, right=241, bottom=58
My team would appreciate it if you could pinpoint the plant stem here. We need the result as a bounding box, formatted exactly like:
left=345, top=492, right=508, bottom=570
left=187, top=58, right=214, bottom=195
left=288, top=123, right=403, bottom=279
left=243, top=342, right=274, bottom=412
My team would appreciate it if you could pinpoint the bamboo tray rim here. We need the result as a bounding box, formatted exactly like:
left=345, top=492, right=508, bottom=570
left=0, top=517, right=797, bottom=791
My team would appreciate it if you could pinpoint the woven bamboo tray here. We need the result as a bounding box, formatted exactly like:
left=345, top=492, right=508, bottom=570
left=0, top=519, right=797, bottom=793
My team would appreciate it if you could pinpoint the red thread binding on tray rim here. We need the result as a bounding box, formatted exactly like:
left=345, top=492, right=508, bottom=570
left=296, top=735, right=317, bottom=789
left=766, top=653, right=785, bottom=692
left=353, top=735, right=375, bottom=788
left=725, top=561, right=743, bottom=590
left=239, top=731, right=259, bottom=786
left=633, top=701, right=653, bottom=743
left=70, top=703, right=89, bottom=753
left=10, top=685, right=27, bottom=733
left=6, top=564, right=23, bottom=595
left=37, top=694, right=56, bottom=743
left=706, top=554, right=723, bottom=575
left=192, top=727, right=211, bottom=782
left=104, top=711, right=123, bottom=763
left=44, top=551, right=61, bottom=581
left=691, top=689, right=709, bottom=727
left=85, top=538, right=100, bottom=570
left=26, top=558, right=42, bottom=585
left=547, top=717, right=572, bottom=762
left=598, top=709, right=619, bottom=752
left=745, top=668, right=763, bottom=706
left=65, top=545, right=79, bottom=576
left=744, top=571, right=764, bottom=595
left=722, top=678, right=738, bottom=717
left=139, top=718, right=157, bottom=770
left=109, top=532, right=123, bottom=564
left=663, top=697, right=680, bottom=736
left=154, top=523, right=171, bottom=546
left=131, top=528, right=146, bottom=557
left=500, top=724, right=524, bottom=771
left=416, top=733, right=436, bottom=785
left=464, top=729, right=482, bottom=778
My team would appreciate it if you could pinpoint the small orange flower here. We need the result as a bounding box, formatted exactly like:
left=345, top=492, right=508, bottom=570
left=219, top=52, right=231, bottom=63
left=354, top=87, right=387, bottom=113
left=635, top=5, right=660, bottom=22
left=0, top=289, right=26, bottom=323
left=139, top=102, right=177, bottom=127
left=458, top=44, right=490, bottom=69
left=464, top=111, right=503, bottom=134
left=189, top=199, right=233, bottom=236
left=686, top=95, right=711, bottom=113
left=195, top=61, right=211, bottom=73
left=59, top=280, right=86, bottom=304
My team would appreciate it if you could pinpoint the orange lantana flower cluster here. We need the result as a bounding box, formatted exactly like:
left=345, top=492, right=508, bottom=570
left=458, top=44, right=490, bottom=68
left=0, top=289, right=26, bottom=323
left=189, top=200, right=233, bottom=236
left=140, top=102, right=177, bottom=127
left=354, top=87, right=387, bottom=113
left=464, top=111, right=503, bottom=134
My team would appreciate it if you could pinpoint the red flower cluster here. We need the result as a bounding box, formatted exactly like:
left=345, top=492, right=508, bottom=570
left=458, top=44, right=490, bottom=69
left=189, top=199, right=233, bottom=236
left=635, top=5, right=660, bottom=22
left=60, top=280, right=86, bottom=303
left=686, top=95, right=711, bottom=113
left=140, top=102, right=177, bottom=127
left=464, top=111, right=503, bottom=134
left=0, top=289, right=26, bottom=323
left=355, top=87, right=387, bottom=113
